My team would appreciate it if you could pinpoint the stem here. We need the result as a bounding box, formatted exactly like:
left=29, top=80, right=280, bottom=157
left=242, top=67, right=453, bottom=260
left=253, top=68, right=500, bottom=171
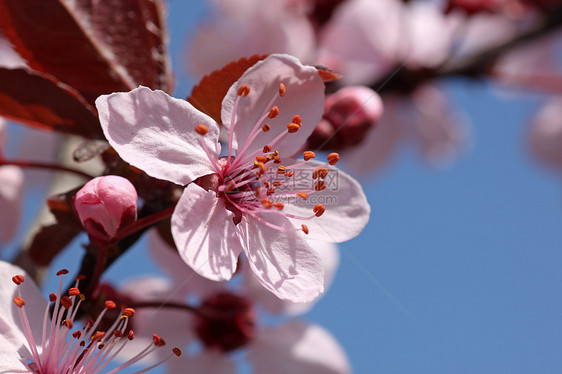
left=116, top=206, right=175, bottom=240
left=87, top=245, right=108, bottom=296
left=0, top=159, right=94, bottom=179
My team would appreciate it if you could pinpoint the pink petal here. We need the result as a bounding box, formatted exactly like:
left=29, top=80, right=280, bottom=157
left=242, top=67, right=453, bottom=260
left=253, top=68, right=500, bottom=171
left=239, top=213, right=324, bottom=302
left=243, top=239, right=339, bottom=316
left=221, top=54, right=324, bottom=158
left=149, top=231, right=227, bottom=298
left=527, top=97, right=562, bottom=170
left=248, top=320, right=351, bottom=374
left=171, top=183, right=244, bottom=281
left=0, top=166, right=23, bottom=243
left=0, top=261, right=47, bottom=366
left=117, top=276, right=194, bottom=363
left=166, top=350, right=236, bottom=374
left=282, top=159, right=370, bottom=243
left=96, top=86, right=219, bottom=186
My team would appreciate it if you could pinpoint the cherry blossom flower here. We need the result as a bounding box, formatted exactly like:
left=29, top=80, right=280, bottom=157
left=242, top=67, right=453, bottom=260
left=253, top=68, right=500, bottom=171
left=96, top=54, right=370, bottom=302
left=186, top=0, right=316, bottom=78
left=0, top=261, right=180, bottom=373
left=112, top=232, right=350, bottom=374
left=527, top=97, right=562, bottom=171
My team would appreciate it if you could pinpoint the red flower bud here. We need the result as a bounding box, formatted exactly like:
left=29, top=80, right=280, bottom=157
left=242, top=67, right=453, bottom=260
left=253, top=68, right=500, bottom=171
left=307, top=86, right=383, bottom=151
left=74, top=176, right=137, bottom=245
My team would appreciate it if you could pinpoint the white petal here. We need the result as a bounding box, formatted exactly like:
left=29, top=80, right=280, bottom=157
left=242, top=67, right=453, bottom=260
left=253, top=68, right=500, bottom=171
left=244, top=240, right=339, bottom=316
left=281, top=159, right=371, bottom=242
left=221, top=54, right=324, bottom=158
left=248, top=320, right=351, bottom=374
left=0, top=261, right=47, bottom=369
left=171, top=184, right=244, bottom=281
left=239, top=214, right=324, bottom=302
left=96, top=86, right=219, bottom=186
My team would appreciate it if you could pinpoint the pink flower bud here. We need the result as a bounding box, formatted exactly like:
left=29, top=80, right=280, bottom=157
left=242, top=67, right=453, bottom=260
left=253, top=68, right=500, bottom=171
left=307, top=86, right=383, bottom=151
left=74, top=176, right=137, bottom=245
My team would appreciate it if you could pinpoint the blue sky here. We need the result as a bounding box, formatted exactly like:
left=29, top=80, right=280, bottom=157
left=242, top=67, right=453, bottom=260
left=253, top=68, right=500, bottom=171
left=24, top=1, right=562, bottom=373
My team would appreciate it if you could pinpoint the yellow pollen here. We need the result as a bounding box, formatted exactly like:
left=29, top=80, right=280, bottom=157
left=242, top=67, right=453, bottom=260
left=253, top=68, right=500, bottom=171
left=279, top=83, right=286, bottom=97
left=287, top=123, right=300, bottom=133
left=195, top=124, right=209, bottom=136
left=277, top=165, right=286, bottom=174
left=268, top=106, right=279, bottom=119
left=13, top=296, right=25, bottom=308
left=315, top=181, right=327, bottom=191
left=303, top=151, right=316, bottom=161
left=327, top=153, right=340, bottom=165
left=302, top=225, right=309, bottom=234
left=263, top=145, right=272, bottom=153
left=262, top=123, right=271, bottom=132
left=297, top=192, right=308, bottom=200
left=292, top=115, right=302, bottom=126
left=313, top=203, right=326, bottom=217
left=238, top=84, right=250, bottom=97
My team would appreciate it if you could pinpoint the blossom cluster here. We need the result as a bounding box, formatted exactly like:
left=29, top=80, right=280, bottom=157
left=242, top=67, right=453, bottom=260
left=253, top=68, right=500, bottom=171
left=0, top=0, right=560, bottom=373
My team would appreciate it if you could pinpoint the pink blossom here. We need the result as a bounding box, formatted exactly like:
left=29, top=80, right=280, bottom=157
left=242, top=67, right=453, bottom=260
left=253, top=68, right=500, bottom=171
left=0, top=261, right=180, bottom=373
left=97, top=54, right=370, bottom=302
left=186, top=0, right=316, bottom=78
left=527, top=97, right=562, bottom=171
left=74, top=175, right=138, bottom=246
left=344, top=85, right=470, bottom=174
left=116, top=232, right=349, bottom=373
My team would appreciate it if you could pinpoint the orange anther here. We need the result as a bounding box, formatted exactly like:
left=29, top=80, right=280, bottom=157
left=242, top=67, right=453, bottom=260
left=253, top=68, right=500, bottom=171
left=315, top=181, right=327, bottom=191
left=105, top=300, right=117, bottom=309
left=313, top=167, right=329, bottom=179
left=238, top=84, right=250, bottom=97
left=303, top=151, right=316, bottom=161
left=263, top=145, right=272, bottom=153
left=279, top=83, right=286, bottom=97
left=123, top=308, right=135, bottom=317
left=287, top=123, right=300, bottom=133
left=277, top=165, right=286, bottom=174
left=327, top=153, right=340, bottom=165
left=273, top=181, right=282, bottom=187
left=68, top=288, right=80, bottom=296
left=153, top=334, right=164, bottom=346
left=267, top=188, right=275, bottom=196
left=128, top=330, right=135, bottom=340
left=273, top=156, right=282, bottom=164
left=12, top=275, right=24, bottom=285
left=297, top=192, right=308, bottom=200
left=273, top=202, right=284, bottom=210
left=114, top=330, right=123, bottom=337
left=73, top=331, right=82, bottom=339
left=13, top=296, right=25, bottom=308
left=313, top=203, right=326, bottom=217
left=195, top=124, right=209, bottom=136
left=92, top=331, right=105, bottom=341
left=173, top=347, right=182, bottom=357
left=292, top=115, right=302, bottom=126
left=56, top=269, right=69, bottom=276
left=255, top=161, right=266, bottom=174
left=61, top=296, right=72, bottom=309
left=49, top=293, right=57, bottom=302
left=302, top=225, right=309, bottom=234
left=256, top=156, right=267, bottom=163
left=262, top=123, right=271, bottom=132
left=268, top=106, right=279, bottom=119
left=286, top=171, right=294, bottom=177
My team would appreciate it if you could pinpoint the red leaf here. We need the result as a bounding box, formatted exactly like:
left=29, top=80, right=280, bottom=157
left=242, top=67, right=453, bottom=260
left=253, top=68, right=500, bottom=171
left=188, top=55, right=268, bottom=125
left=0, top=0, right=172, bottom=105
left=0, top=67, right=102, bottom=138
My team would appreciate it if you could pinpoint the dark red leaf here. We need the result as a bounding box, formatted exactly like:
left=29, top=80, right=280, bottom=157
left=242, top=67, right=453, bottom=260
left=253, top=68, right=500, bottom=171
left=0, top=67, right=102, bottom=138
left=0, top=0, right=172, bottom=104
left=28, top=223, right=82, bottom=266
left=188, top=55, right=268, bottom=125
